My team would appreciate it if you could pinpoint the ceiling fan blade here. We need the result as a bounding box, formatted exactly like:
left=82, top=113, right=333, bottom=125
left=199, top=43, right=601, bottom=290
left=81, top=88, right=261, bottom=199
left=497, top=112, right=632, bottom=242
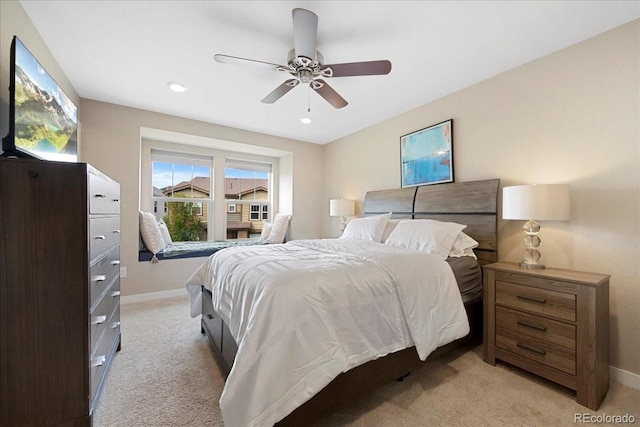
left=292, top=8, right=318, bottom=60
left=311, top=80, right=348, bottom=109
left=214, top=54, right=287, bottom=72
left=320, top=60, right=392, bottom=77
left=261, top=79, right=299, bottom=104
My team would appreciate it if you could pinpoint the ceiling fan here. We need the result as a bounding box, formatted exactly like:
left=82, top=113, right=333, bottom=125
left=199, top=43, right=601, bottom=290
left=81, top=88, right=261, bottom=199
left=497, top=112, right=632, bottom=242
left=214, top=8, right=392, bottom=109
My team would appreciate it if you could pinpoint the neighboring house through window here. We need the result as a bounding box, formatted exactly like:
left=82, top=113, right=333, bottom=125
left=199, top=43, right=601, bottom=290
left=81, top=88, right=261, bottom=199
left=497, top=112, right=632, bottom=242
left=151, top=150, right=212, bottom=242
left=225, top=159, right=271, bottom=240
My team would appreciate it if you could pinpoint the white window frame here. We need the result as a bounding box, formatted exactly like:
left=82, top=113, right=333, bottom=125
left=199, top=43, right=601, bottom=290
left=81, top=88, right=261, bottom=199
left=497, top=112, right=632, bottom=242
left=151, top=149, right=213, bottom=241
left=225, top=159, right=273, bottom=231
left=141, top=138, right=280, bottom=242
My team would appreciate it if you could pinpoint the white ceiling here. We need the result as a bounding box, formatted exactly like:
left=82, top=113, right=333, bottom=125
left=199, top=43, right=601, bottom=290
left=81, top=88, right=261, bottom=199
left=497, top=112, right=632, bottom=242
left=20, top=1, right=639, bottom=145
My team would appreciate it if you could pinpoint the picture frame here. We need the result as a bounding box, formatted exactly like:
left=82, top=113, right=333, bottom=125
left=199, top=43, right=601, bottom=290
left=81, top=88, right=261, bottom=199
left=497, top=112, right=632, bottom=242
left=400, top=119, right=453, bottom=188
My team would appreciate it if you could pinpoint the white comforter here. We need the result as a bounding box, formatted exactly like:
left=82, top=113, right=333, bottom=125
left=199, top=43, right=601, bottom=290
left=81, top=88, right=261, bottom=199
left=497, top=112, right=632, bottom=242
left=185, top=239, right=469, bottom=427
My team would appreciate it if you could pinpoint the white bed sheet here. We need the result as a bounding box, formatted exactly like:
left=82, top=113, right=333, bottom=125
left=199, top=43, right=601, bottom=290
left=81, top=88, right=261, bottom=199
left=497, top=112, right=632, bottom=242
left=185, top=239, right=469, bottom=427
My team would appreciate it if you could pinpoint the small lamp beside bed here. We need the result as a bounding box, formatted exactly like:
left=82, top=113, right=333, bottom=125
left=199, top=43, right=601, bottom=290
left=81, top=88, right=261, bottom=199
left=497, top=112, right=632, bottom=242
left=502, top=184, right=570, bottom=269
left=329, top=198, right=355, bottom=234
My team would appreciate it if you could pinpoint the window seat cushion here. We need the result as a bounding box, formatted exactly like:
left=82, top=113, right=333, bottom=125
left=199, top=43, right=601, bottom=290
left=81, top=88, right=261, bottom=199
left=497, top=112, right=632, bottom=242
left=138, top=239, right=266, bottom=262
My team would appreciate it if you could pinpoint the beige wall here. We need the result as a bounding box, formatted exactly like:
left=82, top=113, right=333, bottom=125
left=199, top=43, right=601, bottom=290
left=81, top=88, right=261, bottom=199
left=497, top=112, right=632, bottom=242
left=324, top=21, right=640, bottom=375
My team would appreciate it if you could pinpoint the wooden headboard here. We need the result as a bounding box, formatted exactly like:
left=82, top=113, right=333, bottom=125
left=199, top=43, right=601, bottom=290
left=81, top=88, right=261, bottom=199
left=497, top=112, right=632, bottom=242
left=363, top=179, right=500, bottom=265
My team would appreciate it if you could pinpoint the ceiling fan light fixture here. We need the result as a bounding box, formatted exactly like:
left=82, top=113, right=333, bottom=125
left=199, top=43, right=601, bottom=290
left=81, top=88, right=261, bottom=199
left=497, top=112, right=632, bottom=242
left=167, top=81, right=187, bottom=93
left=300, top=117, right=312, bottom=124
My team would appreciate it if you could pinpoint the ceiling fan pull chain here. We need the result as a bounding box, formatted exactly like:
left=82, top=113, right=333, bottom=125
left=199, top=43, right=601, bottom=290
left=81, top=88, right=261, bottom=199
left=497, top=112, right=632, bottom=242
left=307, top=84, right=311, bottom=113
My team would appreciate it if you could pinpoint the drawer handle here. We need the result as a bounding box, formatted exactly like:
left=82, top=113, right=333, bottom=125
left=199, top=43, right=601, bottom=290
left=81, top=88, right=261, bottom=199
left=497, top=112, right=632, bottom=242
left=112, top=229, right=121, bottom=234
left=111, top=321, right=121, bottom=329
left=112, top=198, right=120, bottom=203
left=206, top=314, right=214, bottom=320
left=111, top=260, right=121, bottom=266
left=94, top=235, right=107, bottom=240
left=516, top=319, right=547, bottom=332
left=111, top=290, right=121, bottom=297
left=91, top=355, right=107, bottom=367
left=516, top=294, right=547, bottom=304
left=517, top=342, right=547, bottom=355
left=94, top=194, right=106, bottom=199
left=92, top=315, right=107, bottom=325
left=93, top=275, right=107, bottom=282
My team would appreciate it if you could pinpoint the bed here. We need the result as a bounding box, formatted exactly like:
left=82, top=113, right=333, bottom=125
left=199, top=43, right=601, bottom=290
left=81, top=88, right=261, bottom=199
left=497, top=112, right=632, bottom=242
left=185, top=178, right=499, bottom=426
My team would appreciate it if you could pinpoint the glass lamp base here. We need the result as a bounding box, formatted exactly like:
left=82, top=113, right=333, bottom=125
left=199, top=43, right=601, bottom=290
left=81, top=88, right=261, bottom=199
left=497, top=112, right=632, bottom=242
left=519, top=261, right=546, bottom=269
left=520, top=221, right=545, bottom=269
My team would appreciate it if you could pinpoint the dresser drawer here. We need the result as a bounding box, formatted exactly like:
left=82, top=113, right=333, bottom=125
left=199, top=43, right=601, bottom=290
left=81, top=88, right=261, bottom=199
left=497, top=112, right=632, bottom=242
left=496, top=306, right=576, bottom=350
left=90, top=245, right=120, bottom=308
left=90, top=279, right=120, bottom=354
left=90, top=304, right=120, bottom=403
left=496, top=280, right=575, bottom=322
left=496, top=327, right=576, bottom=375
left=89, top=172, right=120, bottom=214
left=89, top=216, right=120, bottom=261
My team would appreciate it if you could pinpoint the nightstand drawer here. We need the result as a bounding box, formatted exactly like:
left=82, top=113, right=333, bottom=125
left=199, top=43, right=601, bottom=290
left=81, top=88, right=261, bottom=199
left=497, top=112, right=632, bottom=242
left=496, top=328, right=576, bottom=375
left=496, top=280, right=575, bottom=322
left=496, top=306, right=576, bottom=350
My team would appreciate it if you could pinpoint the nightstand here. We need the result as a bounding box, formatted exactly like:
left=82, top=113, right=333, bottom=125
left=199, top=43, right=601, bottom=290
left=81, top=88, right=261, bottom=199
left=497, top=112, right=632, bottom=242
left=482, top=262, right=609, bottom=410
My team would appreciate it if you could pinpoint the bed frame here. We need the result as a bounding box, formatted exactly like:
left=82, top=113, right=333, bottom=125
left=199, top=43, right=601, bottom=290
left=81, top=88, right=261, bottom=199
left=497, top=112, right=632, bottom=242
left=199, top=178, right=499, bottom=426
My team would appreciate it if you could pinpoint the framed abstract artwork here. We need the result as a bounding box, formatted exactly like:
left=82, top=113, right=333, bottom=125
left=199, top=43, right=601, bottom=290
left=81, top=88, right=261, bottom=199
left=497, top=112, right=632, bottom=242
left=400, top=119, right=453, bottom=187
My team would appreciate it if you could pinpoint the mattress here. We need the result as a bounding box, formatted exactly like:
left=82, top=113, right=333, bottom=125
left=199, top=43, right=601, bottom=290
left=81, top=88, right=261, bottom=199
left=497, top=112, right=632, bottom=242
left=446, top=256, right=483, bottom=303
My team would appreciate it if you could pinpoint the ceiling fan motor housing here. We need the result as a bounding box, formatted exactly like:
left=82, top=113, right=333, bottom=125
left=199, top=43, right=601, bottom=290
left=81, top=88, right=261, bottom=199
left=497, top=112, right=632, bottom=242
left=287, top=48, right=325, bottom=83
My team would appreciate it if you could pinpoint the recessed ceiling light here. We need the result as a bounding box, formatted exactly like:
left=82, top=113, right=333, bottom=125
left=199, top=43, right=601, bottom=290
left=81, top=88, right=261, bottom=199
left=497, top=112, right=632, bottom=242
left=300, top=117, right=312, bottom=124
left=167, top=81, right=187, bottom=93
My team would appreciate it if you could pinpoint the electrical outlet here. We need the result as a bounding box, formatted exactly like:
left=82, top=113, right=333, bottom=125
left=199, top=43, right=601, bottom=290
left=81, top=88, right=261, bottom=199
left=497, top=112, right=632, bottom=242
left=120, top=267, right=127, bottom=278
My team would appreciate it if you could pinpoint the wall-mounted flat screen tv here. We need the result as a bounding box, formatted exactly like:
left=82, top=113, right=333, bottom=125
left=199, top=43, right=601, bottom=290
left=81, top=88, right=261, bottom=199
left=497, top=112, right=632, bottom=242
left=2, top=36, right=78, bottom=162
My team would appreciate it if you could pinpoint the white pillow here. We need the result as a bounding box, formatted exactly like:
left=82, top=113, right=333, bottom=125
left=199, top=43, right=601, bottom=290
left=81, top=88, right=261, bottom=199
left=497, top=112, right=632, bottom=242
left=158, top=218, right=173, bottom=245
left=339, top=213, right=391, bottom=243
left=139, top=211, right=166, bottom=255
left=384, top=219, right=466, bottom=259
left=259, top=221, right=272, bottom=243
left=265, top=213, right=291, bottom=244
left=449, top=232, right=478, bottom=259
left=381, top=219, right=400, bottom=243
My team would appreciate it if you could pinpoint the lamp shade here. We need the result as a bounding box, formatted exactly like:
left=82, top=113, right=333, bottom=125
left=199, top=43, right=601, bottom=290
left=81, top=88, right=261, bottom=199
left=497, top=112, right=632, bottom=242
left=502, top=184, right=570, bottom=221
left=329, top=199, right=355, bottom=217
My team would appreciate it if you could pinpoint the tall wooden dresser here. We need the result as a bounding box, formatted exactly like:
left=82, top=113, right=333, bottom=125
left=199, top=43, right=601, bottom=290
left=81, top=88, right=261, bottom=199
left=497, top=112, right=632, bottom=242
left=0, top=158, right=121, bottom=426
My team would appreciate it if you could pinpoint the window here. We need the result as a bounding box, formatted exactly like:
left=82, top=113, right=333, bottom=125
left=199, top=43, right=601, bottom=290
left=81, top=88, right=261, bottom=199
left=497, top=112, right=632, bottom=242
left=143, top=140, right=280, bottom=249
left=151, top=150, right=212, bottom=242
left=225, top=159, right=271, bottom=240
left=250, top=204, right=260, bottom=220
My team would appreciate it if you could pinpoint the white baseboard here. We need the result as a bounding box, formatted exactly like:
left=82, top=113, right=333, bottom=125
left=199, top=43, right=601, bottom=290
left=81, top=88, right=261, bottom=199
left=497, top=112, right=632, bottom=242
left=121, top=288, right=187, bottom=305
left=610, top=366, right=640, bottom=390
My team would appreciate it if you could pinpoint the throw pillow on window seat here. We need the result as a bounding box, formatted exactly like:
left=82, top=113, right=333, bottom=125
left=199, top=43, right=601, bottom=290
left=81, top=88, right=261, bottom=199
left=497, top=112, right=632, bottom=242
left=259, top=221, right=273, bottom=243
left=139, top=211, right=166, bottom=263
left=158, top=218, right=173, bottom=245
left=265, top=213, right=291, bottom=244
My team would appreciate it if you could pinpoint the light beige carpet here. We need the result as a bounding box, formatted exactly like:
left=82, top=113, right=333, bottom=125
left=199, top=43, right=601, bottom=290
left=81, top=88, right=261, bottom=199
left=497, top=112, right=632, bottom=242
left=93, top=296, right=639, bottom=426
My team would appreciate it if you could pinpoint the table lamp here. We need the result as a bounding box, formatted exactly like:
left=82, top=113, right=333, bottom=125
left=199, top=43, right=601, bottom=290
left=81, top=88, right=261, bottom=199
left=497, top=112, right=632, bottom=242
left=329, top=199, right=355, bottom=234
left=502, top=184, right=570, bottom=269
